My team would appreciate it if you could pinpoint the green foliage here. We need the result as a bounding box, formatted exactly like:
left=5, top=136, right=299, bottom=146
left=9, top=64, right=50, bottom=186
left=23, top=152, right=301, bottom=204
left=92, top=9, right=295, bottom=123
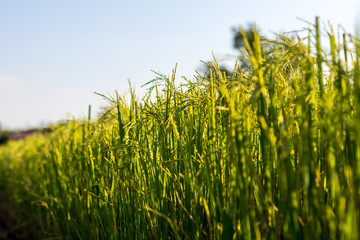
left=1, top=18, right=360, bottom=239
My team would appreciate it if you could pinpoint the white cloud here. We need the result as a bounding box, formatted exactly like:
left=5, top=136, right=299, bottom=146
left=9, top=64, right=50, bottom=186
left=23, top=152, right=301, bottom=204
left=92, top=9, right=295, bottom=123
left=0, top=74, right=32, bottom=94
left=0, top=75, right=100, bottom=129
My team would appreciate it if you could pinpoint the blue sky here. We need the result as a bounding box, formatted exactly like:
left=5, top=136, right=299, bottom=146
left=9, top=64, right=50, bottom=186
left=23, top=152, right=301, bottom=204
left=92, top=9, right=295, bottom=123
left=1, top=1, right=359, bottom=129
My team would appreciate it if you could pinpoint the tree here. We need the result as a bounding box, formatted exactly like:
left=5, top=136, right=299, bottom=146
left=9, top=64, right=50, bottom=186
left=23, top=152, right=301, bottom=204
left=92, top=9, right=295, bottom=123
left=232, top=23, right=260, bottom=52
left=200, top=23, right=261, bottom=79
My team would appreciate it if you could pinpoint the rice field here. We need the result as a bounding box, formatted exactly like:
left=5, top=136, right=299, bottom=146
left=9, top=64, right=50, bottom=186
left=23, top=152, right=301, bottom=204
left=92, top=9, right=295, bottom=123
left=1, top=18, right=360, bottom=239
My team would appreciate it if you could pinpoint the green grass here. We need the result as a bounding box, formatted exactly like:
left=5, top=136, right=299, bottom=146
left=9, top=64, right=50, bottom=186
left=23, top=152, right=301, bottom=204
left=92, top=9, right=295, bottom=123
left=1, top=18, right=360, bottom=239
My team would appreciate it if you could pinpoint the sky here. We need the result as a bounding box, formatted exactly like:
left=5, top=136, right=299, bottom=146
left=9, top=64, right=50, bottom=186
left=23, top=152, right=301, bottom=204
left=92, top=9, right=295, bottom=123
left=1, top=1, right=359, bottom=130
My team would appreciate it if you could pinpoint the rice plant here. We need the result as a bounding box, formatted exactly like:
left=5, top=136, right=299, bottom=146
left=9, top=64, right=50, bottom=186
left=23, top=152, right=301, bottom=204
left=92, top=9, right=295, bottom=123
left=1, top=17, right=360, bottom=239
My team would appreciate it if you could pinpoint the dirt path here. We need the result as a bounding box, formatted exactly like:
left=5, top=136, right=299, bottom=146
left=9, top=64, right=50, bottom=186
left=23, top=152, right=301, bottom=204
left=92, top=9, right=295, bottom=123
left=0, top=189, right=25, bottom=240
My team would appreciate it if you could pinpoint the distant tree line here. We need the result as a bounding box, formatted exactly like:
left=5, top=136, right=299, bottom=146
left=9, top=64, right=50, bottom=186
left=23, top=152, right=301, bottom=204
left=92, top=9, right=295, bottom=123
left=0, top=127, right=52, bottom=145
left=0, top=130, right=14, bottom=145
